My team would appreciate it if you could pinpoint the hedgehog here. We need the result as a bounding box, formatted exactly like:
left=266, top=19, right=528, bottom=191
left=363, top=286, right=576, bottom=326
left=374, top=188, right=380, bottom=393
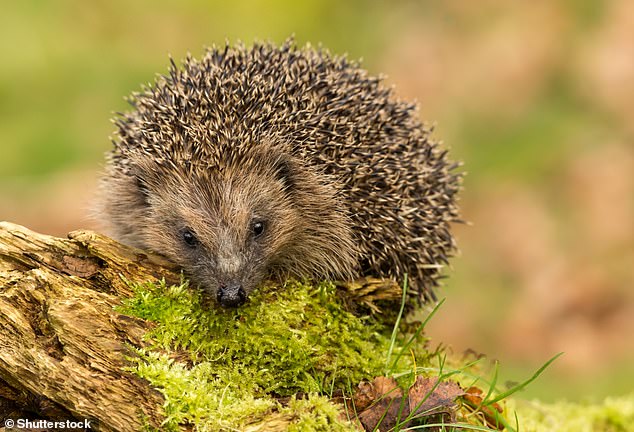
left=97, top=39, right=461, bottom=308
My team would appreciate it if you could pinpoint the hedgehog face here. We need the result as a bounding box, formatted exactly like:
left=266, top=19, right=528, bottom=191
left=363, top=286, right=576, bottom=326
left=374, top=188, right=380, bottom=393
left=176, top=174, right=297, bottom=307
left=100, top=141, right=361, bottom=306
left=122, top=152, right=301, bottom=308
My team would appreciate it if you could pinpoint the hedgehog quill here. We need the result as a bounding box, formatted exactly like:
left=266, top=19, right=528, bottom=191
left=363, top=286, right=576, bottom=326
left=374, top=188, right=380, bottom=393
left=97, top=40, right=461, bottom=308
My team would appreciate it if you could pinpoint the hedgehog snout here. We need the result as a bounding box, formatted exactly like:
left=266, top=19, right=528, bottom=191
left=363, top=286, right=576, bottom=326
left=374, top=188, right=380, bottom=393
left=217, top=280, right=247, bottom=308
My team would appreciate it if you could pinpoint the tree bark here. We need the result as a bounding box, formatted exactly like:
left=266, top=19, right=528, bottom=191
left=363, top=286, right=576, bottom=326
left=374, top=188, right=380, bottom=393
left=0, top=221, right=181, bottom=432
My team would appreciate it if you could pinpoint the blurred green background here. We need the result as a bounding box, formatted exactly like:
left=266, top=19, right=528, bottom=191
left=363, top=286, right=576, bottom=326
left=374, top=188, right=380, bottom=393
left=1, top=0, right=632, bottom=402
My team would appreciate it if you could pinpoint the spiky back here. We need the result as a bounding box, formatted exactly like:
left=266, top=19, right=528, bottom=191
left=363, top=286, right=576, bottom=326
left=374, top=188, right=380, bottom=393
left=111, top=39, right=461, bottom=302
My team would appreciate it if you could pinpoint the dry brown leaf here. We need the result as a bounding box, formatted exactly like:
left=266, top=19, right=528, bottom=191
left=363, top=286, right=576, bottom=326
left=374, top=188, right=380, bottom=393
left=408, top=376, right=464, bottom=418
left=351, top=376, right=464, bottom=431
left=462, top=386, right=505, bottom=430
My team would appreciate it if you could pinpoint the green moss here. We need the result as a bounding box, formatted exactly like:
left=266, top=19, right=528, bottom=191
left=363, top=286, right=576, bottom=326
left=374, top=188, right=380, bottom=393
left=123, top=278, right=597, bottom=431
left=284, top=395, right=355, bottom=432
left=513, top=394, right=634, bottom=432
left=132, top=350, right=276, bottom=429
left=120, top=279, right=394, bottom=430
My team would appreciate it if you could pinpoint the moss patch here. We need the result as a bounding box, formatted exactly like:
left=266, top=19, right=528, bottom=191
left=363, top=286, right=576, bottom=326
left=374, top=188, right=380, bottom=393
left=513, top=394, right=634, bottom=432
left=120, top=279, right=401, bottom=430
left=121, top=277, right=617, bottom=431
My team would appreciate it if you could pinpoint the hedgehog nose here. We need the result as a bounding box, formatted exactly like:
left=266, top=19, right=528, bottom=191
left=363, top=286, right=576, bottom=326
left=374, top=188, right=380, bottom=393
left=217, top=281, right=247, bottom=308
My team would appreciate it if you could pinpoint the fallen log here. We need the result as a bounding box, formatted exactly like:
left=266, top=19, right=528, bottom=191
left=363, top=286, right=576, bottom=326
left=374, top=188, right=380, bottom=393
left=0, top=221, right=182, bottom=432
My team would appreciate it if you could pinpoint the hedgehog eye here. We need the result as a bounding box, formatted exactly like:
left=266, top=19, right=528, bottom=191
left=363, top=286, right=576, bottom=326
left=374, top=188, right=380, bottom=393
left=181, top=228, right=199, bottom=247
left=252, top=220, right=265, bottom=239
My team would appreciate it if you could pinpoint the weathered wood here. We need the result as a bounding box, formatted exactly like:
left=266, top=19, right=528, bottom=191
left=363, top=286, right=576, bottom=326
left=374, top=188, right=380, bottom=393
left=0, top=221, right=182, bottom=432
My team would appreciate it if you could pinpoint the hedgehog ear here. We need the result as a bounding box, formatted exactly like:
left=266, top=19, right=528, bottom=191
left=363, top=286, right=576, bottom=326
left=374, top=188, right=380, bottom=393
left=127, top=161, right=157, bottom=208
left=128, top=157, right=165, bottom=208
left=134, top=174, right=151, bottom=207
left=273, top=156, right=296, bottom=193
